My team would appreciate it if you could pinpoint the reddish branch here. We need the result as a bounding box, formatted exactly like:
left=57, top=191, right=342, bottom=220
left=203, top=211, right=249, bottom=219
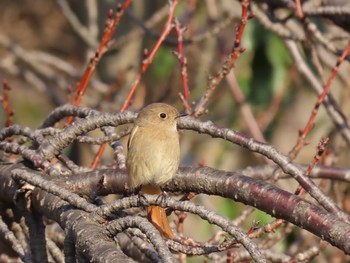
left=92, top=0, right=178, bottom=168
left=65, top=0, right=131, bottom=168
left=1, top=81, right=14, bottom=127
left=119, top=0, right=178, bottom=112
left=91, top=143, right=107, bottom=168
left=305, top=138, right=329, bottom=178
left=174, top=210, right=187, bottom=235
left=295, top=0, right=304, bottom=19
left=295, top=137, right=329, bottom=196
left=193, top=0, right=253, bottom=117
left=173, top=19, right=192, bottom=114
left=289, top=41, right=350, bottom=159
left=67, top=0, right=132, bottom=125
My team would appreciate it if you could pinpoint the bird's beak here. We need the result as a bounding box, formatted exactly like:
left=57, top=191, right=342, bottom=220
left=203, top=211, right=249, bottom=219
left=176, top=113, right=188, bottom=119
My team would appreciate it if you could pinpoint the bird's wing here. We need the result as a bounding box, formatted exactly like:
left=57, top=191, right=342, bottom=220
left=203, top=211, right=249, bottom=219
left=127, top=125, right=138, bottom=150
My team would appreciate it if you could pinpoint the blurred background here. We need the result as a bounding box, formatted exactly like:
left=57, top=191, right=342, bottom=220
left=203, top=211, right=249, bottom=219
left=1, top=0, right=350, bottom=262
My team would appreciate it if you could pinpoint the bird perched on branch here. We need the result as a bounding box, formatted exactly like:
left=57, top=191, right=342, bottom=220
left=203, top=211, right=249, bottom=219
left=126, top=103, right=184, bottom=239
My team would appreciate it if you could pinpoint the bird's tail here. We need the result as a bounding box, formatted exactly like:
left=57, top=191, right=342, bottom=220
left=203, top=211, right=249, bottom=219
left=142, top=185, right=174, bottom=239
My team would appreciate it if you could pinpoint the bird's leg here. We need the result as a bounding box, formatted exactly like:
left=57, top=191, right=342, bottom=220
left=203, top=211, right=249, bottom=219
left=136, top=185, right=149, bottom=207
left=156, top=190, right=169, bottom=207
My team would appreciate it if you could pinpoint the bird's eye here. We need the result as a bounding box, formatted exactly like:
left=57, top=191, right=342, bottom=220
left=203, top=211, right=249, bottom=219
left=159, top=113, right=167, bottom=119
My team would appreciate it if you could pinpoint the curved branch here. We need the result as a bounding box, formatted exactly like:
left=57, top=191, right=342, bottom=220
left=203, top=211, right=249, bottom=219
left=65, top=165, right=350, bottom=254
left=177, top=117, right=349, bottom=221
left=105, top=216, right=173, bottom=263
left=94, top=195, right=266, bottom=263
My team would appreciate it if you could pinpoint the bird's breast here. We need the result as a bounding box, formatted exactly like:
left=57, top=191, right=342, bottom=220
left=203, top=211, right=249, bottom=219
left=126, top=126, right=180, bottom=188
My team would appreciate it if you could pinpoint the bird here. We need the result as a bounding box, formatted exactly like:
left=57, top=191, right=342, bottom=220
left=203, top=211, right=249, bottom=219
left=126, top=103, right=184, bottom=239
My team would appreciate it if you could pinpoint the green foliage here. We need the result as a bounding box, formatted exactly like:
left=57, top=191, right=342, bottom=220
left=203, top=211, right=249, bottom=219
left=240, top=22, right=291, bottom=107
left=253, top=209, right=275, bottom=225
left=217, top=198, right=243, bottom=219
left=266, top=34, right=292, bottom=92
left=151, top=46, right=177, bottom=79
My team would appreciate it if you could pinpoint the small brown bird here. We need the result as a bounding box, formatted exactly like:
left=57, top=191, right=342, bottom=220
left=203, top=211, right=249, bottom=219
left=126, top=103, right=183, bottom=239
